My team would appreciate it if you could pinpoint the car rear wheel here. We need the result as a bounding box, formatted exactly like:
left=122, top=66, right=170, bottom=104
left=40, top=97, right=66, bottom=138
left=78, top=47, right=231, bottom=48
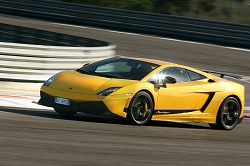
left=126, top=91, right=154, bottom=125
left=54, top=108, right=77, bottom=117
left=209, top=97, right=240, bottom=130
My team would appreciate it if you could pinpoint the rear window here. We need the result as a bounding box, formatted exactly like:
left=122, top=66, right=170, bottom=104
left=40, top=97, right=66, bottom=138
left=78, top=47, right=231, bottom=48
left=186, top=69, right=206, bottom=81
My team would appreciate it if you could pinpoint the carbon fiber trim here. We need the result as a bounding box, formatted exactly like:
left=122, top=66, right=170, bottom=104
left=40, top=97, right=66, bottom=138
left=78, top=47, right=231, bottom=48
left=200, top=92, right=215, bottom=112
left=38, top=91, right=109, bottom=115
left=154, top=110, right=196, bottom=115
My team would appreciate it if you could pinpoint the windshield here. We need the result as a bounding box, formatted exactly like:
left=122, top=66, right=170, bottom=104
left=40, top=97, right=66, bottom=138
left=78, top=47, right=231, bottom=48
left=77, top=58, right=160, bottom=80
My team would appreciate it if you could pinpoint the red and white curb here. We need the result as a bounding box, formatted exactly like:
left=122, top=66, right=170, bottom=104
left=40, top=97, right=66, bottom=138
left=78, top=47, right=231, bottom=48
left=244, top=107, right=250, bottom=119
left=0, top=94, right=250, bottom=120
left=241, top=76, right=250, bottom=84
left=0, top=94, right=52, bottom=110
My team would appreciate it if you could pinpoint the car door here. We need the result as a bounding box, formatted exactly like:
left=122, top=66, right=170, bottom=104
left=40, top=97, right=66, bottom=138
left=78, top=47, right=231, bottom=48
left=149, top=67, right=203, bottom=113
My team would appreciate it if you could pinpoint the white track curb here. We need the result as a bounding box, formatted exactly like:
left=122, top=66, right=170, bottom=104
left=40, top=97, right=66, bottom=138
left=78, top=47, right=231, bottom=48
left=0, top=95, right=52, bottom=110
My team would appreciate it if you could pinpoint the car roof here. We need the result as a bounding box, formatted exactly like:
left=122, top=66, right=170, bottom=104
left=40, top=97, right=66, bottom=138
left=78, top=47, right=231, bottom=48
left=116, top=56, right=218, bottom=79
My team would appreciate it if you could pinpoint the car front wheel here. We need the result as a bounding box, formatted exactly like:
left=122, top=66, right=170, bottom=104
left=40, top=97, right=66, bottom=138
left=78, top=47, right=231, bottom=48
left=126, top=91, right=154, bottom=125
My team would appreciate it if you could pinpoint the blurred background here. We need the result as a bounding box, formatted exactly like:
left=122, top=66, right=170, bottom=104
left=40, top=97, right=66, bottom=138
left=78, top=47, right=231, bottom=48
left=58, top=0, right=250, bottom=24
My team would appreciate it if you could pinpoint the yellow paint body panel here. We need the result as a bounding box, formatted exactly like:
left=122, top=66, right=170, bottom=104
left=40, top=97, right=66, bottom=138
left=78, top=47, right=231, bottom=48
left=40, top=57, right=245, bottom=124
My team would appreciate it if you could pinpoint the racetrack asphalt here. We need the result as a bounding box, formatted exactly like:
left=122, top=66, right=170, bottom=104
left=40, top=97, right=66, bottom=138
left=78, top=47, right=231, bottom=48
left=0, top=15, right=250, bottom=166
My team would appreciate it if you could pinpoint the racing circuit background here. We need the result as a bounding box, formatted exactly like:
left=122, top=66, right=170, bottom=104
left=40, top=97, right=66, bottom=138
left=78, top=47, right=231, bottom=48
left=0, top=1, right=250, bottom=166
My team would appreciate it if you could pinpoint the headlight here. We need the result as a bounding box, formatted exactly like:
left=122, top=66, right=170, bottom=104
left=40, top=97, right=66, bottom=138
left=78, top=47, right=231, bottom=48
left=96, top=87, right=121, bottom=96
left=43, top=75, right=55, bottom=87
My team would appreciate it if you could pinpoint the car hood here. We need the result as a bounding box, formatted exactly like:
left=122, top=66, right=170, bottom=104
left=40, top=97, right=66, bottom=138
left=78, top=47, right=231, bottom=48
left=49, top=70, right=138, bottom=94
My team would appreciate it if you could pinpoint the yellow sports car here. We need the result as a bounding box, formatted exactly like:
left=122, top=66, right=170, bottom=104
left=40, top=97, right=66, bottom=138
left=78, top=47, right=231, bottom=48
left=38, top=56, right=245, bottom=130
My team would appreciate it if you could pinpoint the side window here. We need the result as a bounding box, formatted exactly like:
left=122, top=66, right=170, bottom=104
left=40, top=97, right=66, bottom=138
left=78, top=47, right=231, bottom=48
left=148, top=73, right=160, bottom=84
left=162, top=67, right=190, bottom=83
left=186, top=69, right=206, bottom=81
left=148, top=67, right=190, bottom=84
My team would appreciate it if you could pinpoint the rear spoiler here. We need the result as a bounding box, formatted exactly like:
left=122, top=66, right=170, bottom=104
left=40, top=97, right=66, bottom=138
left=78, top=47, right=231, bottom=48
left=202, top=70, right=242, bottom=79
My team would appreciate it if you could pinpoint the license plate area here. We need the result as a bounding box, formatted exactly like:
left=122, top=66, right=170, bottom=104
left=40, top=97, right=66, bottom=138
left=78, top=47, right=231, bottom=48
left=54, top=97, right=70, bottom=106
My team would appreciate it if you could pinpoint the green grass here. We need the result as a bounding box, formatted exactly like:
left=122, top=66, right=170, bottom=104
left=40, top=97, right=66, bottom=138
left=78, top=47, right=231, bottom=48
left=57, top=0, right=250, bottom=24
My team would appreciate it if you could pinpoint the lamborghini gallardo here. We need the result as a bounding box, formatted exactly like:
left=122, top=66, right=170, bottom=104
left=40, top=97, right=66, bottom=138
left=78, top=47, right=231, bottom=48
left=38, top=56, right=245, bottom=130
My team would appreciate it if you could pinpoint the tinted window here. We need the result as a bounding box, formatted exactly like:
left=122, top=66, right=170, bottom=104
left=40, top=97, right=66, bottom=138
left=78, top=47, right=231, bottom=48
left=96, top=61, right=132, bottom=73
left=186, top=69, right=206, bottom=81
left=78, top=58, right=159, bottom=80
left=148, top=67, right=190, bottom=84
left=148, top=72, right=160, bottom=84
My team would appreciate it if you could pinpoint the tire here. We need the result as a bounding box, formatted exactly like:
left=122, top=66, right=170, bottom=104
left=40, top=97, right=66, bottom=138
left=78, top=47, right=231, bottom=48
left=126, top=91, right=154, bottom=125
left=54, top=108, right=77, bottom=117
left=209, top=97, right=241, bottom=130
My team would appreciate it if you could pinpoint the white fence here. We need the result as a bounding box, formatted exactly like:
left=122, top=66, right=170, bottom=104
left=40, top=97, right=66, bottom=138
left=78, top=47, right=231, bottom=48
left=0, top=42, right=116, bottom=82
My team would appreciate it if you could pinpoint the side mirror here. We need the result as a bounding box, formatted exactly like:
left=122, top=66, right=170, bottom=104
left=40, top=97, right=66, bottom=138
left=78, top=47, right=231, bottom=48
left=162, top=76, right=176, bottom=87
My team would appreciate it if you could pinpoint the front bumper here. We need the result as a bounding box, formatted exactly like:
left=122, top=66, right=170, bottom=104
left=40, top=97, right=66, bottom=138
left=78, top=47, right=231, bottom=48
left=38, top=90, right=130, bottom=118
left=39, top=91, right=109, bottom=115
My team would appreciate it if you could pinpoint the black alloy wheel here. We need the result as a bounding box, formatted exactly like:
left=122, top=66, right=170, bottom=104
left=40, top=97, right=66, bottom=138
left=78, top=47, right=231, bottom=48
left=54, top=108, right=77, bottom=117
left=126, top=91, right=154, bottom=125
left=209, top=97, right=241, bottom=130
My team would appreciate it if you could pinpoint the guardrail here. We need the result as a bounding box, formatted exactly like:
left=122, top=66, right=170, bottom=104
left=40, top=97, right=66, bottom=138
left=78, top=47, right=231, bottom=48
left=0, top=23, right=109, bottom=47
left=0, top=23, right=116, bottom=82
left=0, top=0, right=249, bottom=49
